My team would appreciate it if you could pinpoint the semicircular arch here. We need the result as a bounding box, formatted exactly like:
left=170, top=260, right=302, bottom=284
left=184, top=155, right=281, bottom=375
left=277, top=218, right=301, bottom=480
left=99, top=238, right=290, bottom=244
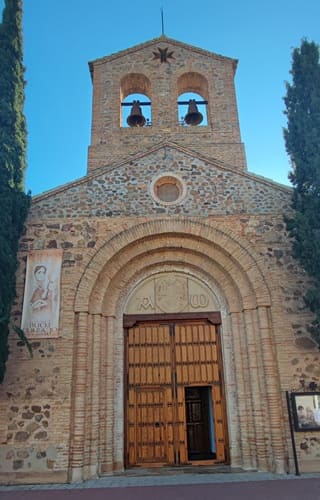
left=74, top=219, right=271, bottom=314
left=120, top=73, right=151, bottom=100
left=177, top=72, right=209, bottom=99
left=101, top=253, right=238, bottom=317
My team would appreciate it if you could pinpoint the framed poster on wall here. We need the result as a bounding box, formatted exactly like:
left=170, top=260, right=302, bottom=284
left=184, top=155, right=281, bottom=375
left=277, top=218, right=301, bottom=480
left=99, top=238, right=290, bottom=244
left=291, top=392, right=320, bottom=432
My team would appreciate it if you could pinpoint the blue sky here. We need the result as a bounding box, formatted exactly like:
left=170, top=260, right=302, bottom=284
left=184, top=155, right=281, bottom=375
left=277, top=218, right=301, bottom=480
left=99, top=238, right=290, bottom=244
left=2, top=0, right=320, bottom=194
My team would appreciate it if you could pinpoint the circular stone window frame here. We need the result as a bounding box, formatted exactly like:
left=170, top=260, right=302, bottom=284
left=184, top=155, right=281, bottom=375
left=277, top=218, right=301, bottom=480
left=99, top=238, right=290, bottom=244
left=150, top=172, right=187, bottom=206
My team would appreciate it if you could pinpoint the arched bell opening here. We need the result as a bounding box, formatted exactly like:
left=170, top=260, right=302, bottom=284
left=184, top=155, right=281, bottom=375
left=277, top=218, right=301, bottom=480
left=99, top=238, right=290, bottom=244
left=120, top=73, right=152, bottom=128
left=122, top=93, right=151, bottom=128
left=177, top=72, right=209, bottom=127
left=178, top=92, right=207, bottom=127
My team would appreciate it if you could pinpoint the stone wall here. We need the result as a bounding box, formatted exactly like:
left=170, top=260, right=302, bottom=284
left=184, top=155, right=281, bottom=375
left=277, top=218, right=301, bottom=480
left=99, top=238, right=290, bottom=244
left=30, top=146, right=291, bottom=220
left=0, top=208, right=318, bottom=482
left=0, top=333, right=71, bottom=482
left=1, top=35, right=319, bottom=484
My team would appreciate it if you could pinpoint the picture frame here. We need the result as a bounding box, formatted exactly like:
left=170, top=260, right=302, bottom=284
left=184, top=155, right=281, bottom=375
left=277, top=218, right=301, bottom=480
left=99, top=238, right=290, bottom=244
left=291, top=392, right=320, bottom=432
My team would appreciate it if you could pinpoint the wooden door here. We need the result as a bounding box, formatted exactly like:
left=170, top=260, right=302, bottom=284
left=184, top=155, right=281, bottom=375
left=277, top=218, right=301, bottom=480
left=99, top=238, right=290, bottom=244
left=126, top=319, right=227, bottom=466
left=174, top=322, right=226, bottom=462
left=126, top=323, right=174, bottom=465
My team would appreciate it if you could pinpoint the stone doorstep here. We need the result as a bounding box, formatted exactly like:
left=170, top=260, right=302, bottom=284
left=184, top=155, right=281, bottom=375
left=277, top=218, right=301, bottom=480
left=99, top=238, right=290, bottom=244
left=112, top=465, right=246, bottom=476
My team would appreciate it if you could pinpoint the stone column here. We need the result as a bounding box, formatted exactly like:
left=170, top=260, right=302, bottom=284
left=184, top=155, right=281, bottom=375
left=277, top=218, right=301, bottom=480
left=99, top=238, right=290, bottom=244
left=87, top=314, right=102, bottom=477
left=69, top=311, right=89, bottom=482
left=257, top=305, right=286, bottom=473
left=113, top=316, right=125, bottom=471
left=83, top=314, right=93, bottom=478
left=98, top=315, right=108, bottom=474
left=244, top=309, right=267, bottom=470
left=100, top=315, right=115, bottom=474
left=230, top=310, right=252, bottom=469
left=251, top=307, right=270, bottom=471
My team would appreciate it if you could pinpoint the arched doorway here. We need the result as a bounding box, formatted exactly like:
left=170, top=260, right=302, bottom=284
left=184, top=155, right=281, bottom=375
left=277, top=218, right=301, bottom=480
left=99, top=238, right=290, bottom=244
left=70, top=219, right=287, bottom=481
left=123, top=273, right=228, bottom=467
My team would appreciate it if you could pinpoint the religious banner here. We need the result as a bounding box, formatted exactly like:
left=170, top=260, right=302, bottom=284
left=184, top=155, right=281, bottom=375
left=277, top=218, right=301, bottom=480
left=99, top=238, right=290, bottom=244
left=21, top=250, right=63, bottom=338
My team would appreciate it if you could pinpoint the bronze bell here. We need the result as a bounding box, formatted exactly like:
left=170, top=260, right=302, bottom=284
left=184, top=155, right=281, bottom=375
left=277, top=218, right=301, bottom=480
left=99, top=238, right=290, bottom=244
left=184, top=99, right=203, bottom=126
left=127, top=100, right=146, bottom=127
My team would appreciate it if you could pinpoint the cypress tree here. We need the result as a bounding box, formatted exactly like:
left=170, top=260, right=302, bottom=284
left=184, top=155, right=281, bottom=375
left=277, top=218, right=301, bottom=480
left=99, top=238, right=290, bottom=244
left=0, top=0, right=30, bottom=382
left=284, top=39, right=320, bottom=346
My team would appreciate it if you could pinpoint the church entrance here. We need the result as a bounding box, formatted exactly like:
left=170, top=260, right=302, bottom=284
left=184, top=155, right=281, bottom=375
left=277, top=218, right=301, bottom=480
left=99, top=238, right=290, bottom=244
left=124, top=315, right=228, bottom=467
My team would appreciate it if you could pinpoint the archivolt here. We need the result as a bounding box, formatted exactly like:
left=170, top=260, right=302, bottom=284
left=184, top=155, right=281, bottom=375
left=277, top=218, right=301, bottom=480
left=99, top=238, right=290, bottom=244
left=74, top=218, right=271, bottom=314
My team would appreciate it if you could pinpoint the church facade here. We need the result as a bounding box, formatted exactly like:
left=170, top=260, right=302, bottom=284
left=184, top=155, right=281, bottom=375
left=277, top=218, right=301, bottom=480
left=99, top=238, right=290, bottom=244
left=0, top=36, right=319, bottom=484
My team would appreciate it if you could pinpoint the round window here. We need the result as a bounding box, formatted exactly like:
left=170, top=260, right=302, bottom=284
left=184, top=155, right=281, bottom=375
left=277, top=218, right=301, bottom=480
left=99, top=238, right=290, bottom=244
left=151, top=173, right=186, bottom=206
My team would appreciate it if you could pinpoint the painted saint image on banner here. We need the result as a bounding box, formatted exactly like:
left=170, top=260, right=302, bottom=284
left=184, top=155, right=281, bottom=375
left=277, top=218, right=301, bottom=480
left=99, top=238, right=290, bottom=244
left=21, top=250, right=62, bottom=338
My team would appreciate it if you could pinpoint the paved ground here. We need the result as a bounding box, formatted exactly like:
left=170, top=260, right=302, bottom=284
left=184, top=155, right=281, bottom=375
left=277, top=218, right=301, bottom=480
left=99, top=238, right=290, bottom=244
left=1, top=471, right=320, bottom=500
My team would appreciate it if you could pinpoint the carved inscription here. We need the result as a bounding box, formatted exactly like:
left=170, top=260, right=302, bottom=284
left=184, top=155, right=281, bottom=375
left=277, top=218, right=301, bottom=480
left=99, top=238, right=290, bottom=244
left=189, top=294, right=209, bottom=309
left=136, top=293, right=209, bottom=311
left=137, top=296, right=155, bottom=311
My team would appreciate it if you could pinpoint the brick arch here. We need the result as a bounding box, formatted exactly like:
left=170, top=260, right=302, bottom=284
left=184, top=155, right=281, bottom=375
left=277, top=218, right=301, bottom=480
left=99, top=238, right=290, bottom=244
left=177, top=71, right=209, bottom=99
left=120, top=73, right=151, bottom=100
left=101, top=250, right=238, bottom=317
left=74, top=218, right=271, bottom=313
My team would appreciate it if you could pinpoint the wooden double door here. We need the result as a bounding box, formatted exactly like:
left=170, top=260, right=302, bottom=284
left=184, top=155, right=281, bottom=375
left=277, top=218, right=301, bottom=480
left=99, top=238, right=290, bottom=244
left=125, top=317, right=228, bottom=467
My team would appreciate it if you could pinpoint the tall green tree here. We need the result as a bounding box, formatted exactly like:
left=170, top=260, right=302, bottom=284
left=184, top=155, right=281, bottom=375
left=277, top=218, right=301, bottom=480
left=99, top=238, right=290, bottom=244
left=0, top=0, right=30, bottom=382
left=284, top=39, right=320, bottom=347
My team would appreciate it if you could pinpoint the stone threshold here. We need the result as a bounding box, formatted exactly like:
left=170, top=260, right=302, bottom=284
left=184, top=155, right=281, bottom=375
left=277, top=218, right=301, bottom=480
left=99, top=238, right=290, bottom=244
left=112, top=465, right=246, bottom=477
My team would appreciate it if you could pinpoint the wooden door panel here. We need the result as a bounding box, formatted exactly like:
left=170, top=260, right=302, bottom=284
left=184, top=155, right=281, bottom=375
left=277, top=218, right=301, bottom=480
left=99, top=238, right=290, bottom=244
left=175, top=385, right=188, bottom=464
left=127, top=324, right=173, bottom=465
left=175, top=323, right=226, bottom=462
left=127, top=387, right=173, bottom=465
left=126, top=320, right=227, bottom=466
left=175, top=323, right=218, bottom=385
left=136, top=388, right=167, bottom=463
left=128, top=324, right=172, bottom=386
left=212, top=385, right=225, bottom=461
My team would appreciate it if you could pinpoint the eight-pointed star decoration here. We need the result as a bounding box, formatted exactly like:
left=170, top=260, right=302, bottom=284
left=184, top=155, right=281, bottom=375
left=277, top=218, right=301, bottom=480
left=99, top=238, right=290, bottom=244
left=152, top=47, right=175, bottom=63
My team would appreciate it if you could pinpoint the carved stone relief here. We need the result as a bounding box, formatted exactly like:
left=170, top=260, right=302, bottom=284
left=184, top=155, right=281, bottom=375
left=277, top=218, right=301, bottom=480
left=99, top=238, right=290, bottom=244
left=125, top=272, right=219, bottom=314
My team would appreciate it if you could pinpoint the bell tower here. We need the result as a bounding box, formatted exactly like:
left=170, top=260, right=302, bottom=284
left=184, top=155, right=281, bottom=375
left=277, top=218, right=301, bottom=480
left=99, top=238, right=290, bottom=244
left=87, top=36, right=247, bottom=173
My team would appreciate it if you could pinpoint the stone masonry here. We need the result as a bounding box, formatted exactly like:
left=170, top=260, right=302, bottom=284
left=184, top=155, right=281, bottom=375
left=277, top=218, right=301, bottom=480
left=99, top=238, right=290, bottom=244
left=88, top=37, right=246, bottom=171
left=0, top=36, right=319, bottom=484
